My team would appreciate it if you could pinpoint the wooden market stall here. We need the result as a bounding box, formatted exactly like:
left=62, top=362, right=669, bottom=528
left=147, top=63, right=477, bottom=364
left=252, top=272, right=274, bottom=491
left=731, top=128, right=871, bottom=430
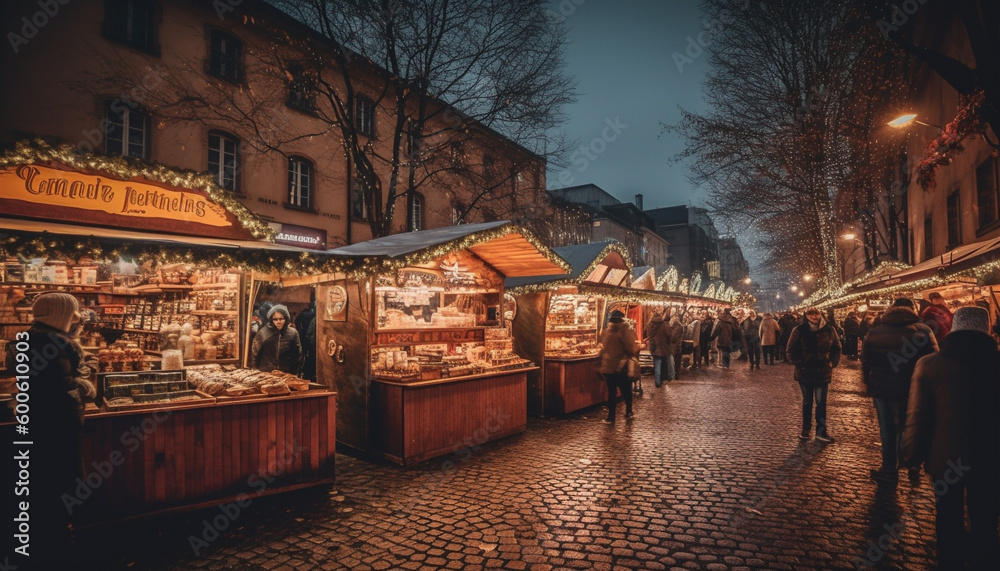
left=317, top=221, right=569, bottom=465
left=505, top=241, right=631, bottom=416
left=0, top=141, right=338, bottom=523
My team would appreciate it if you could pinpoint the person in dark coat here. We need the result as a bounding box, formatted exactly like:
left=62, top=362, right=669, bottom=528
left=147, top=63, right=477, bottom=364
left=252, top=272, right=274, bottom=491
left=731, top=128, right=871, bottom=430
left=643, top=308, right=673, bottom=387
left=668, top=315, right=684, bottom=379
left=699, top=311, right=715, bottom=366
left=778, top=311, right=798, bottom=361
left=252, top=304, right=303, bottom=374
left=902, top=306, right=1000, bottom=570
left=842, top=312, right=861, bottom=360
left=741, top=310, right=763, bottom=370
left=860, top=298, right=938, bottom=482
left=711, top=308, right=739, bottom=368
left=919, top=291, right=953, bottom=343
left=786, top=307, right=842, bottom=442
left=4, top=293, right=96, bottom=564
left=598, top=309, right=638, bottom=423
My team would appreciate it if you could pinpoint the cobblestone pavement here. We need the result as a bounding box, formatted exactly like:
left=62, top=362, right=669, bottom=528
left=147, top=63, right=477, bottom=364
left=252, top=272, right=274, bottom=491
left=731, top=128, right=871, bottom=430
left=73, top=359, right=942, bottom=570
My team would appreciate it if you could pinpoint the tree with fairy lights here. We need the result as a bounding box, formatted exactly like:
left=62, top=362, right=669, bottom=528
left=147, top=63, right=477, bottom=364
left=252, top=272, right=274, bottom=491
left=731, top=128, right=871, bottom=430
left=665, top=0, right=906, bottom=290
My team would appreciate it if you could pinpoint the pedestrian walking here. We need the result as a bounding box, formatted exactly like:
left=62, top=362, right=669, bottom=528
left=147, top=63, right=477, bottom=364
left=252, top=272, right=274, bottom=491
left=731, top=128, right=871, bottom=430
left=759, top=312, right=781, bottom=365
left=786, top=306, right=842, bottom=442
left=902, top=306, right=1000, bottom=570
left=842, top=312, right=860, bottom=360
left=919, top=291, right=953, bottom=343
left=598, top=309, right=638, bottom=423
left=860, top=298, right=938, bottom=483
left=643, top=308, right=673, bottom=387
left=741, top=310, right=762, bottom=370
left=669, top=314, right=684, bottom=379
left=711, top=308, right=739, bottom=368
left=699, top=311, right=715, bottom=367
left=778, top=311, right=797, bottom=361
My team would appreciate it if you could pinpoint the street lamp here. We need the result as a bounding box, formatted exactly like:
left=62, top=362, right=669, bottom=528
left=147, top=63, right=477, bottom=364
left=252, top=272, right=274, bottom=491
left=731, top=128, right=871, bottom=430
left=790, top=284, right=798, bottom=292
left=743, top=277, right=752, bottom=285
left=803, top=274, right=813, bottom=282
left=887, top=113, right=943, bottom=130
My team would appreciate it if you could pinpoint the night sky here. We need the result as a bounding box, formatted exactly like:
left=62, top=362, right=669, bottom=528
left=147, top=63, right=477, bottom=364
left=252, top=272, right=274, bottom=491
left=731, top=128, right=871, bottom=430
left=547, top=0, right=711, bottom=211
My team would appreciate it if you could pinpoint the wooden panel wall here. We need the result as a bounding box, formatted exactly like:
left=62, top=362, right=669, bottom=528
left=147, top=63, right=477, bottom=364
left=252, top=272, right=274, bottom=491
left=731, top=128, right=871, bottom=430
left=75, top=394, right=336, bottom=523
left=317, top=279, right=370, bottom=452
left=511, top=292, right=547, bottom=415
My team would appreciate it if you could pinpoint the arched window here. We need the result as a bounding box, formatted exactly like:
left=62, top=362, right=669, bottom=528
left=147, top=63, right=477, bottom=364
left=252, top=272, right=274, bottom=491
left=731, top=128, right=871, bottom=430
left=207, top=131, right=240, bottom=192
left=288, top=156, right=313, bottom=209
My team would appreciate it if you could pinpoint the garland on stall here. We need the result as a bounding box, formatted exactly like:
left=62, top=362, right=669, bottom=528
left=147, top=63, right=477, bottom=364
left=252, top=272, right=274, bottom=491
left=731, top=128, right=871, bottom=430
left=0, top=138, right=277, bottom=241
left=916, top=90, right=989, bottom=191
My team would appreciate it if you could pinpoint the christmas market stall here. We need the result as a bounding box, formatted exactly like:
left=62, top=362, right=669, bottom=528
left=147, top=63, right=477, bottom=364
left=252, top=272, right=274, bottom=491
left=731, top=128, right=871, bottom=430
left=319, top=221, right=568, bottom=465
left=0, top=140, right=339, bottom=523
left=817, top=235, right=1000, bottom=326
left=504, top=241, right=631, bottom=416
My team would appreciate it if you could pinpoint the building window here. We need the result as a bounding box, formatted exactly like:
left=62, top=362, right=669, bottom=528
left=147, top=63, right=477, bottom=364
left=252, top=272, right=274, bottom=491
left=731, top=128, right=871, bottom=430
left=924, top=215, right=933, bottom=259
left=482, top=155, right=496, bottom=183
left=287, top=157, right=312, bottom=209
left=103, top=0, right=159, bottom=54
left=405, top=121, right=421, bottom=164
left=209, top=30, right=242, bottom=83
left=351, top=179, right=368, bottom=221
left=104, top=100, right=149, bottom=159
left=410, top=192, right=424, bottom=231
left=946, top=190, right=961, bottom=248
left=207, top=131, right=239, bottom=192
left=976, top=158, right=999, bottom=228
left=451, top=201, right=466, bottom=225
left=355, top=97, right=374, bottom=137
left=285, top=63, right=316, bottom=113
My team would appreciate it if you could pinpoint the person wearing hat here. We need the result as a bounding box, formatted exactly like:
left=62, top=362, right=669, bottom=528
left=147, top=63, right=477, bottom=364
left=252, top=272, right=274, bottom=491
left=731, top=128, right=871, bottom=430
left=786, top=306, right=842, bottom=443
left=3, top=292, right=94, bottom=561
left=598, top=309, right=638, bottom=423
left=860, top=297, right=938, bottom=483
left=919, top=291, right=953, bottom=343
left=710, top=307, right=740, bottom=368
left=251, top=303, right=303, bottom=375
left=902, top=306, right=1000, bottom=569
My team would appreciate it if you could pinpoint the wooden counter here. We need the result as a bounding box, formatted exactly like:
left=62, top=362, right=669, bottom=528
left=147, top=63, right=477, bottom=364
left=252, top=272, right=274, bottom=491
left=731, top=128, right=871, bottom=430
left=369, top=369, right=532, bottom=465
left=69, top=390, right=336, bottom=524
left=543, top=355, right=606, bottom=415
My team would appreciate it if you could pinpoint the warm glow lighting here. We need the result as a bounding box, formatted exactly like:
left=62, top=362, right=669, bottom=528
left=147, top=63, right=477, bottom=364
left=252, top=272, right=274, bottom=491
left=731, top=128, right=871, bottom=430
left=887, top=113, right=917, bottom=128
left=790, top=285, right=798, bottom=292
left=803, top=274, right=813, bottom=282
left=841, top=232, right=856, bottom=241
left=743, top=277, right=752, bottom=285
left=799, top=291, right=805, bottom=297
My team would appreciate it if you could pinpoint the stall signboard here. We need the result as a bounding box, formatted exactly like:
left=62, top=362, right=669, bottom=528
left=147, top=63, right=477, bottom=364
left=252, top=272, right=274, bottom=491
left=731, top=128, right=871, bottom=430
left=271, top=222, right=327, bottom=250
left=0, top=163, right=252, bottom=239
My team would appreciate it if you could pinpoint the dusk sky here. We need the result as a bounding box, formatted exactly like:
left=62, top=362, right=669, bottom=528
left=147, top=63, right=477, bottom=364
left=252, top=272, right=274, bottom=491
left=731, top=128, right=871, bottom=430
left=547, top=0, right=712, bottom=212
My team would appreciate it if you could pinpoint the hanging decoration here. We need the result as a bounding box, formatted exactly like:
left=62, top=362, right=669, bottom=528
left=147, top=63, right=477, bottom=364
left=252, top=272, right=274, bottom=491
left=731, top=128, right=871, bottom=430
left=915, top=90, right=989, bottom=191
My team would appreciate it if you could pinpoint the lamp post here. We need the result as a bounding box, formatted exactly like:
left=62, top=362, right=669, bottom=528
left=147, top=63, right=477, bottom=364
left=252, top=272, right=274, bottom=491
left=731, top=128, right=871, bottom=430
left=887, top=113, right=943, bottom=130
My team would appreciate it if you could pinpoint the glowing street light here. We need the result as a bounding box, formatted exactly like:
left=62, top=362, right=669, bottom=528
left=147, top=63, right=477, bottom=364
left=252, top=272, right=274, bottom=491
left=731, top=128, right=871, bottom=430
left=790, top=285, right=798, bottom=292
left=841, top=232, right=856, bottom=241
left=743, top=277, right=752, bottom=285
left=803, top=274, right=813, bottom=282
left=799, top=291, right=805, bottom=297
left=887, top=113, right=943, bottom=129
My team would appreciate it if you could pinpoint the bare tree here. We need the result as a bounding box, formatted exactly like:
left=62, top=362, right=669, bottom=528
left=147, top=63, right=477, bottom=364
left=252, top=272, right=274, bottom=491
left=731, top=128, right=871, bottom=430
left=253, top=0, right=575, bottom=237
left=665, top=0, right=895, bottom=289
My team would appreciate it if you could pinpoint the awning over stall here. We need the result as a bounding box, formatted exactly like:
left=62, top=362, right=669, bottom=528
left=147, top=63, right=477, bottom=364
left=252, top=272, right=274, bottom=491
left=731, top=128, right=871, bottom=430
left=328, top=220, right=570, bottom=277
left=504, top=240, right=630, bottom=290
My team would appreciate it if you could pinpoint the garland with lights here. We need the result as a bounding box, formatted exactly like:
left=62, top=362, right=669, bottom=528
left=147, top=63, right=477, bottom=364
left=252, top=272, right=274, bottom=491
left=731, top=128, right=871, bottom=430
left=0, top=139, right=276, bottom=241
left=916, top=90, right=988, bottom=191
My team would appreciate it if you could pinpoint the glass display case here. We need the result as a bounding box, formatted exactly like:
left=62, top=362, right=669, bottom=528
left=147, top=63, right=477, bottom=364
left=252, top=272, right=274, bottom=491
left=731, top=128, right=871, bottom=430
left=544, top=294, right=600, bottom=357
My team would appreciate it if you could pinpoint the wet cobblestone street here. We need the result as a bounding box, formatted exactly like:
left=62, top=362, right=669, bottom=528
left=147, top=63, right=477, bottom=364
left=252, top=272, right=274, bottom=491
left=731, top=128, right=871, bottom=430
left=75, top=359, right=941, bottom=570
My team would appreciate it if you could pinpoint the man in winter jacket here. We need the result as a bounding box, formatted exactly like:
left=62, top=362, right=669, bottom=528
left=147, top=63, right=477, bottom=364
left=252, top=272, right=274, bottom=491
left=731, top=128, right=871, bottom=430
left=741, top=310, right=763, bottom=370
left=643, top=309, right=673, bottom=387
left=786, top=307, right=842, bottom=442
left=711, top=308, right=739, bottom=368
left=861, top=298, right=938, bottom=483
left=699, top=312, right=715, bottom=366
left=598, top=309, right=639, bottom=423
left=902, top=307, right=1000, bottom=569
left=842, top=312, right=861, bottom=360
left=919, top=291, right=953, bottom=343
left=778, top=311, right=798, bottom=361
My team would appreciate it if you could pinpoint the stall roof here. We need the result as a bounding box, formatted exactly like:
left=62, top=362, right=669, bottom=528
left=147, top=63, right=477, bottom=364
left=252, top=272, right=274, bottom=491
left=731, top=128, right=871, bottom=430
left=504, top=241, right=630, bottom=289
left=327, top=221, right=569, bottom=277
left=631, top=266, right=656, bottom=290
left=848, top=235, right=1000, bottom=295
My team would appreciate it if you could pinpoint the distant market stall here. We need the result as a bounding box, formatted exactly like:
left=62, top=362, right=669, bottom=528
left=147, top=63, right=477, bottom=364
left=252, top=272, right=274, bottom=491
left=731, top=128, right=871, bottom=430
left=319, top=221, right=568, bottom=464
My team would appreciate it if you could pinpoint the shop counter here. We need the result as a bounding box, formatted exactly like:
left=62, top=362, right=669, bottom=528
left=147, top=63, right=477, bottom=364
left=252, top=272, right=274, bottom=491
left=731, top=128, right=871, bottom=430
left=69, top=390, right=336, bottom=523
left=369, top=369, right=533, bottom=465
left=543, top=355, right=606, bottom=415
